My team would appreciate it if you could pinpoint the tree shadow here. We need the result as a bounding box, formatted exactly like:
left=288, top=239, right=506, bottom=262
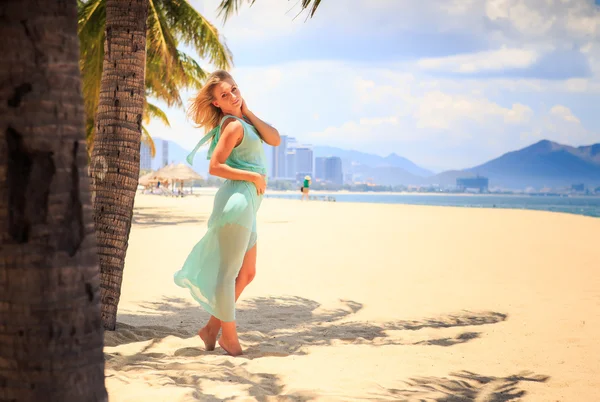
left=377, top=370, right=550, bottom=401
left=105, top=349, right=317, bottom=402
left=112, top=295, right=507, bottom=357
left=104, top=296, right=551, bottom=401
left=131, top=207, right=208, bottom=227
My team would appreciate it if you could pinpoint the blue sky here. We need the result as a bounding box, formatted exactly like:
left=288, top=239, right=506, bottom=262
left=147, top=0, right=600, bottom=172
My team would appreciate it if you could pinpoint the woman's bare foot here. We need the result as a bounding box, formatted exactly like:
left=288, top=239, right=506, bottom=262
left=198, top=326, right=218, bottom=351
left=218, top=337, right=243, bottom=356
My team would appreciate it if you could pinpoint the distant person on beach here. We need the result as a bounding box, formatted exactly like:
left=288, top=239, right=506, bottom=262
left=173, top=70, right=280, bottom=356
left=301, top=175, right=311, bottom=201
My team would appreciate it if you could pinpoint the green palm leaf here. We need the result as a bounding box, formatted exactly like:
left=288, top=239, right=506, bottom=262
left=158, top=0, right=233, bottom=69
left=141, top=125, right=157, bottom=158
left=78, top=0, right=322, bottom=152
left=78, top=0, right=105, bottom=148
left=145, top=101, right=171, bottom=127
left=216, top=0, right=322, bottom=23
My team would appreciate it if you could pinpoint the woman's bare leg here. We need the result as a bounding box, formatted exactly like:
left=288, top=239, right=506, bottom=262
left=199, top=244, right=257, bottom=351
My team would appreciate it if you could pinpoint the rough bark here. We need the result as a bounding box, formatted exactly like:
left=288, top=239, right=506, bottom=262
left=0, top=0, right=107, bottom=400
left=90, top=0, right=148, bottom=330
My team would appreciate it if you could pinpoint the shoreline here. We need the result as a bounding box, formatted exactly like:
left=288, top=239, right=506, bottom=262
left=184, top=186, right=600, bottom=198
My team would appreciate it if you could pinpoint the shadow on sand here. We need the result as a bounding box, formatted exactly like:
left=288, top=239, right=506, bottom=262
left=111, top=295, right=506, bottom=354
left=377, top=370, right=550, bottom=401
left=131, top=206, right=209, bottom=228
left=105, top=296, right=548, bottom=401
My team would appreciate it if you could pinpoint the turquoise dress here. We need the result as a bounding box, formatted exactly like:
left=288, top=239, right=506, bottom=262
left=174, top=115, right=267, bottom=322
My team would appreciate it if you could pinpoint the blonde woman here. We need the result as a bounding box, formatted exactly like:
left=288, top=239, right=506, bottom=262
left=174, top=70, right=280, bottom=356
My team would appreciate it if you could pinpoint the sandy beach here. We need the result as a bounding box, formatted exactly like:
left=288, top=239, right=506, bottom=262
left=105, top=193, right=600, bottom=401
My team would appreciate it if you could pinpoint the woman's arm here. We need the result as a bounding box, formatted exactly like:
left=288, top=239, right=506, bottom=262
left=241, top=101, right=281, bottom=146
left=208, top=120, right=266, bottom=194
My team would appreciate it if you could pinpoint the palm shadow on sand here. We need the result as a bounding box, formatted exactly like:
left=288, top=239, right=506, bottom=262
left=377, top=370, right=550, bottom=401
left=111, top=295, right=506, bottom=355
left=105, top=296, right=549, bottom=401
left=132, top=207, right=209, bottom=228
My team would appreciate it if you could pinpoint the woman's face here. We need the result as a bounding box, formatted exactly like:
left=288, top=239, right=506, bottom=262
left=212, top=79, right=242, bottom=113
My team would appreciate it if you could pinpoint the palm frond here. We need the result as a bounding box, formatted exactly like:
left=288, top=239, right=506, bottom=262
left=177, top=51, right=208, bottom=89
left=144, top=101, right=171, bottom=127
left=78, top=0, right=232, bottom=150
left=145, top=51, right=184, bottom=108
left=78, top=0, right=104, bottom=37
left=216, top=0, right=321, bottom=23
left=300, top=0, right=322, bottom=19
left=145, top=49, right=207, bottom=108
left=147, top=0, right=179, bottom=73
left=78, top=0, right=105, bottom=145
left=216, top=0, right=256, bottom=24
left=141, top=126, right=157, bottom=158
left=158, top=0, right=233, bottom=69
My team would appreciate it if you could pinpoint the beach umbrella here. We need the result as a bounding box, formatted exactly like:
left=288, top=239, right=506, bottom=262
left=154, top=163, right=203, bottom=194
left=154, top=163, right=176, bottom=179
left=139, top=171, right=158, bottom=186
left=157, top=163, right=203, bottom=181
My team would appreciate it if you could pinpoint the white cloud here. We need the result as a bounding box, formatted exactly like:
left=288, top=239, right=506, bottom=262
left=484, top=0, right=600, bottom=42
left=358, top=116, right=398, bottom=125
left=417, top=48, right=539, bottom=73
left=411, top=91, right=532, bottom=133
left=485, top=0, right=555, bottom=37
left=520, top=104, right=600, bottom=146
left=550, top=105, right=581, bottom=123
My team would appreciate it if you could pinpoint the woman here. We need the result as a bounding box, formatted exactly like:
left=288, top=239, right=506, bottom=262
left=174, top=70, right=280, bottom=356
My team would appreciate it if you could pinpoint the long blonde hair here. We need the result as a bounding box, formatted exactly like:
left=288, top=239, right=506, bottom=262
left=188, top=70, right=234, bottom=132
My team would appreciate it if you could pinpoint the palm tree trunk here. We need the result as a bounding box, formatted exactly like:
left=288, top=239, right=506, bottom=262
left=0, top=1, right=107, bottom=401
left=90, top=0, right=149, bottom=330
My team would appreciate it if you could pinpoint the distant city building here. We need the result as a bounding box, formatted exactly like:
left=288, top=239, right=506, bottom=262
left=161, top=139, right=169, bottom=167
left=315, top=157, right=326, bottom=180
left=457, top=176, right=488, bottom=192
left=272, top=135, right=288, bottom=179
left=295, top=146, right=313, bottom=177
left=571, top=183, right=585, bottom=192
left=285, top=150, right=296, bottom=178
left=324, top=156, right=343, bottom=185
left=140, top=142, right=152, bottom=170
left=272, top=135, right=315, bottom=181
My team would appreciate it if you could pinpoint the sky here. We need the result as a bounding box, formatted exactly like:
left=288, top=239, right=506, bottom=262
left=146, top=0, right=600, bottom=172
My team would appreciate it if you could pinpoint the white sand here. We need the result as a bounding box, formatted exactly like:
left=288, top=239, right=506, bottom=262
left=105, top=193, right=600, bottom=401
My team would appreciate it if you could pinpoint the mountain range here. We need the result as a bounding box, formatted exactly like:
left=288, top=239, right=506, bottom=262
left=151, top=138, right=600, bottom=190
left=425, top=140, right=600, bottom=189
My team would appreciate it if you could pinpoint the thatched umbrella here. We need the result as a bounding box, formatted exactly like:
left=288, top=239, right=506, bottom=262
left=157, top=163, right=203, bottom=181
left=139, top=171, right=158, bottom=187
left=155, top=163, right=203, bottom=194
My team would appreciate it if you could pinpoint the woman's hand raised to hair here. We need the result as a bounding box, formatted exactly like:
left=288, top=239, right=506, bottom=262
left=241, top=97, right=250, bottom=118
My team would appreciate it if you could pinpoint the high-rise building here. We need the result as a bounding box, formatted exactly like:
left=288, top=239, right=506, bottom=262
left=295, top=146, right=313, bottom=177
left=161, top=139, right=169, bottom=167
left=285, top=150, right=296, bottom=178
left=324, top=156, right=343, bottom=185
left=315, top=157, right=326, bottom=180
left=140, top=142, right=152, bottom=170
left=272, top=135, right=288, bottom=179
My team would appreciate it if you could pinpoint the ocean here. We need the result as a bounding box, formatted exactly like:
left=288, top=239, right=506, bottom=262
left=264, top=192, right=600, bottom=218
